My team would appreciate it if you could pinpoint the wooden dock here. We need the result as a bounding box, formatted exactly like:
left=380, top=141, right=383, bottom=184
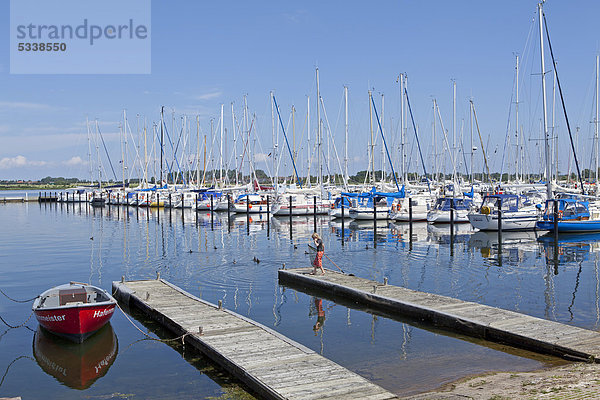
left=112, top=278, right=397, bottom=400
left=279, top=268, right=600, bottom=362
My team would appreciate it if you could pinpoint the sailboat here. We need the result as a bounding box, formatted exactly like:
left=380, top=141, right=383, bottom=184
left=533, top=2, right=600, bottom=234
left=468, top=193, right=541, bottom=231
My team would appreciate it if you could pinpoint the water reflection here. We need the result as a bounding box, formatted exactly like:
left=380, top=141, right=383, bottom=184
left=33, top=324, right=118, bottom=390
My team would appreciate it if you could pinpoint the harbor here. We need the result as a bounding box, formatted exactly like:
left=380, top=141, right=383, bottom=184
left=3, top=200, right=600, bottom=398
left=6, top=1, right=600, bottom=399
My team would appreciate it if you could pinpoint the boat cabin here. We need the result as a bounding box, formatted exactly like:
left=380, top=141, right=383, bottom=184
left=542, top=198, right=590, bottom=221
left=479, top=194, right=520, bottom=214
left=433, top=197, right=472, bottom=211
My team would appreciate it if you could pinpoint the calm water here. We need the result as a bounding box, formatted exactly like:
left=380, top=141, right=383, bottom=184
left=2, top=200, right=599, bottom=398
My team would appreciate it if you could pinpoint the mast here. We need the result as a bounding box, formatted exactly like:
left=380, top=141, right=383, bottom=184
left=452, top=80, right=456, bottom=169
left=160, top=107, right=164, bottom=185
left=86, top=117, right=93, bottom=184
left=196, top=116, right=200, bottom=187
left=292, top=105, right=296, bottom=183
left=316, top=68, right=322, bottom=191
left=232, top=103, right=237, bottom=186
left=368, top=90, right=375, bottom=185
left=219, top=104, right=224, bottom=187
left=144, top=118, right=148, bottom=187
left=470, top=99, right=474, bottom=183
left=381, top=94, right=385, bottom=182
left=344, top=86, right=349, bottom=183
left=400, top=74, right=406, bottom=184
left=515, top=55, right=520, bottom=182
left=307, top=95, right=311, bottom=186
left=594, top=54, right=600, bottom=196
left=538, top=1, right=552, bottom=199
left=270, top=91, right=276, bottom=188
left=121, top=110, right=126, bottom=188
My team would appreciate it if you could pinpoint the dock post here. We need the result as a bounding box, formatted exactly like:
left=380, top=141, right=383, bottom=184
left=313, top=195, right=317, bottom=233
left=553, top=199, right=559, bottom=242
left=409, top=197, right=413, bottom=224
left=169, top=192, right=172, bottom=209
left=246, top=194, right=250, bottom=235
left=196, top=193, right=199, bottom=223
left=449, top=198, right=455, bottom=249
left=210, top=195, right=214, bottom=230
left=289, top=195, right=293, bottom=239
left=373, top=198, right=377, bottom=246
left=227, top=194, right=231, bottom=224
left=266, top=195, right=270, bottom=238
left=341, top=201, right=345, bottom=246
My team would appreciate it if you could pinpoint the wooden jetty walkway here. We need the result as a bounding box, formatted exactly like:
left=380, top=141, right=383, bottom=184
left=112, top=278, right=397, bottom=400
left=279, top=268, right=600, bottom=362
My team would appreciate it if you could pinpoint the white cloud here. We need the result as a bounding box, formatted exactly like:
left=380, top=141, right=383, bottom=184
left=64, top=156, right=85, bottom=166
left=193, top=91, right=222, bottom=101
left=0, top=155, right=48, bottom=169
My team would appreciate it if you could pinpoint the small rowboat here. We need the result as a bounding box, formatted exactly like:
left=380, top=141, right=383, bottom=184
left=32, top=282, right=117, bottom=343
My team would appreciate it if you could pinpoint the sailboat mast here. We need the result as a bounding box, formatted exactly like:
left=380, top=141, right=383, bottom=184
left=594, top=54, right=600, bottom=196
left=196, top=116, right=200, bottom=187
left=292, top=105, right=296, bottom=183
left=232, top=103, right=237, bottom=186
left=400, top=74, right=406, bottom=184
left=219, top=104, right=224, bottom=187
left=470, top=99, right=473, bottom=183
left=369, top=90, right=374, bottom=185
left=538, top=2, right=552, bottom=199
left=381, top=94, right=385, bottom=182
left=515, top=55, right=520, bottom=182
left=344, top=86, right=349, bottom=183
left=316, top=68, right=322, bottom=190
left=160, top=107, right=164, bottom=185
left=270, top=91, right=276, bottom=188
left=307, top=95, right=311, bottom=186
left=121, top=110, right=126, bottom=188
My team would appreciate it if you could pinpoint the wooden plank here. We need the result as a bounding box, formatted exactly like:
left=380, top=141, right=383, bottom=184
left=112, top=278, right=397, bottom=400
left=279, top=268, right=600, bottom=361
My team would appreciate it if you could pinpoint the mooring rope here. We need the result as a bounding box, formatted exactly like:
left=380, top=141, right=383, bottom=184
left=113, top=297, right=191, bottom=344
left=0, top=288, right=38, bottom=303
left=0, top=355, right=35, bottom=388
left=0, top=311, right=34, bottom=329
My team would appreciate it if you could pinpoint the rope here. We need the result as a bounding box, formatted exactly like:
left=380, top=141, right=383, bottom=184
left=0, top=288, right=38, bottom=303
left=0, top=311, right=34, bottom=329
left=114, top=298, right=191, bottom=344
left=0, top=355, right=34, bottom=388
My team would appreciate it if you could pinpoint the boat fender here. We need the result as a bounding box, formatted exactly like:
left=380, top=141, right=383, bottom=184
left=481, top=205, right=491, bottom=215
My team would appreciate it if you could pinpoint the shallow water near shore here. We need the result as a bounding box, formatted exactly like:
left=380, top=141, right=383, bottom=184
left=2, top=201, right=597, bottom=398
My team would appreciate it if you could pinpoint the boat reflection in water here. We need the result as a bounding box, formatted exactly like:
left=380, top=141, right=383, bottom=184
left=469, top=230, right=539, bottom=259
left=538, top=233, right=600, bottom=264
left=33, top=323, right=118, bottom=390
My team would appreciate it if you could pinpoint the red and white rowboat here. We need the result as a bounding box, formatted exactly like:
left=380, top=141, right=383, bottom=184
left=32, top=282, right=117, bottom=343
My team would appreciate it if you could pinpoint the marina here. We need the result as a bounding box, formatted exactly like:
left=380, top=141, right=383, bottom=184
left=5, top=1, right=600, bottom=399
left=3, top=200, right=600, bottom=398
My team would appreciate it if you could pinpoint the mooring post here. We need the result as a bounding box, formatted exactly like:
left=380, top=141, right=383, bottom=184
left=553, top=199, right=559, bottom=242
left=313, top=195, right=317, bottom=233
left=341, top=201, right=345, bottom=246
left=227, top=194, right=231, bottom=224
left=289, top=195, right=293, bottom=239
left=373, top=197, right=377, bottom=243
left=210, top=195, right=214, bottom=229
left=169, top=192, right=172, bottom=209
left=196, top=193, right=199, bottom=223
left=409, top=198, right=413, bottom=224
left=498, top=199, right=502, bottom=236
left=450, top=198, right=455, bottom=230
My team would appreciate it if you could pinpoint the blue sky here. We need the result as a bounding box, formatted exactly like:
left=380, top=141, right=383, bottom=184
left=1, top=1, right=600, bottom=181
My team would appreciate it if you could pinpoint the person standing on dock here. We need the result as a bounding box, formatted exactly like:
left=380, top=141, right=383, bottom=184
left=311, top=232, right=325, bottom=275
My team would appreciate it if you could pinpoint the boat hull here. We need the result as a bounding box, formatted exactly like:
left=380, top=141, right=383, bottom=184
left=427, top=210, right=469, bottom=223
left=468, top=213, right=538, bottom=231
left=34, top=304, right=116, bottom=343
left=536, top=220, right=600, bottom=233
